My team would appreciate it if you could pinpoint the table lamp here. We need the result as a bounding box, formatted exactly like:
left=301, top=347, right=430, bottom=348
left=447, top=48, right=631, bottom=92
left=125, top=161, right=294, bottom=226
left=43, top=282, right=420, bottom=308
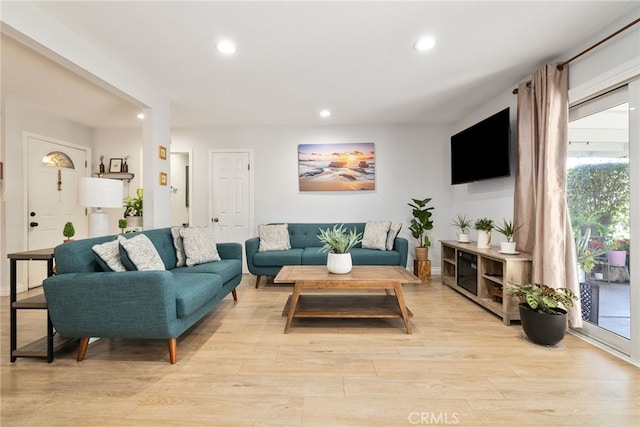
left=78, top=177, right=124, bottom=237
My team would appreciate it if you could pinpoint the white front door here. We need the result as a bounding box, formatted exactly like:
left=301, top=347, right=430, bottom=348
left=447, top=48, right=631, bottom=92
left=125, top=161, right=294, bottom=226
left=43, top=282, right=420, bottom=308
left=210, top=150, right=252, bottom=269
left=26, top=134, right=88, bottom=289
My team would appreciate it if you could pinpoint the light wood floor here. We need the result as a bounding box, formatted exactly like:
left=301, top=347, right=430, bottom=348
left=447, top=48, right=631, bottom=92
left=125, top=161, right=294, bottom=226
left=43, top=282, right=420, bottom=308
left=2, top=274, right=639, bottom=426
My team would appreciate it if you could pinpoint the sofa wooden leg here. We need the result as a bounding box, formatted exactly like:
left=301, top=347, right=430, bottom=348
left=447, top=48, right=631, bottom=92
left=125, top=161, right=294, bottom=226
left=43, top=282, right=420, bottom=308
left=77, top=337, right=89, bottom=362
left=168, top=338, right=177, bottom=364
left=232, top=289, right=238, bottom=301
left=255, top=275, right=262, bottom=288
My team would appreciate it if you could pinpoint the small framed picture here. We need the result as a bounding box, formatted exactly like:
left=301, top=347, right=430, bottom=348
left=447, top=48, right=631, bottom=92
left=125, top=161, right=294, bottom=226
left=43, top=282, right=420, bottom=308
left=158, top=145, right=167, bottom=160
left=109, top=158, right=123, bottom=173
left=159, top=171, right=168, bottom=186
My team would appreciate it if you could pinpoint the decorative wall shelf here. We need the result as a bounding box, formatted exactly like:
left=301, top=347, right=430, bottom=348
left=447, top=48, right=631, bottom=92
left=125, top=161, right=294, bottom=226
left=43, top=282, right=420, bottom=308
left=94, top=172, right=135, bottom=182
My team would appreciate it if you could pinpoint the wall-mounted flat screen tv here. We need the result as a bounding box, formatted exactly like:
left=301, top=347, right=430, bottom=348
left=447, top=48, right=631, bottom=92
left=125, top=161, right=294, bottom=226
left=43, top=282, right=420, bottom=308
left=451, top=107, right=511, bottom=185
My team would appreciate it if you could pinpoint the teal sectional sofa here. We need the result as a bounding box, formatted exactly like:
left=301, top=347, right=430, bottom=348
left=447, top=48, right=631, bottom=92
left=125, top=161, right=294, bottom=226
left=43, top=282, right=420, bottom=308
left=245, top=222, right=408, bottom=288
left=43, top=227, right=242, bottom=364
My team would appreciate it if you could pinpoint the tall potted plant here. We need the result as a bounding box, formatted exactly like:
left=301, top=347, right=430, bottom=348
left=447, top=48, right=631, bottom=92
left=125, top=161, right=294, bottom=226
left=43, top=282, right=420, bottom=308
left=407, top=197, right=434, bottom=261
left=450, top=213, right=472, bottom=242
left=474, top=217, right=494, bottom=249
left=494, top=219, right=522, bottom=253
left=507, top=282, right=577, bottom=346
left=317, top=224, right=363, bottom=274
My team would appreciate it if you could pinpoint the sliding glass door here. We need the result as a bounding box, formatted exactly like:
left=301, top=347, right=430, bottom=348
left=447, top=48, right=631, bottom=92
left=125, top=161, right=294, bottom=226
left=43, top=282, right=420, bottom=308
left=568, top=82, right=638, bottom=358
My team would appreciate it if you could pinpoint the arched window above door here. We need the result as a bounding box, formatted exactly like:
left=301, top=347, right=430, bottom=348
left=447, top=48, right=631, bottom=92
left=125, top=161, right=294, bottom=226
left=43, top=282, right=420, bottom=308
left=42, top=151, right=75, bottom=169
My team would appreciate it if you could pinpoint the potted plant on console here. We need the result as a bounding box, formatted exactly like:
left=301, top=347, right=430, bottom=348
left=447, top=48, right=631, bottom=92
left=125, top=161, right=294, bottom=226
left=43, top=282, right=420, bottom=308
left=474, top=217, right=494, bottom=249
left=451, top=213, right=473, bottom=243
left=407, top=197, right=434, bottom=261
left=123, top=188, right=143, bottom=229
left=317, top=224, right=363, bottom=274
left=507, top=282, right=577, bottom=346
left=494, top=219, right=522, bottom=254
left=62, top=221, right=75, bottom=243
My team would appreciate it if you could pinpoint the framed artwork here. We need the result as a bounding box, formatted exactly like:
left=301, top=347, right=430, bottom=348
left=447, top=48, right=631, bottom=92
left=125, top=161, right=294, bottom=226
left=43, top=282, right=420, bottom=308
left=158, top=145, right=167, bottom=160
left=298, top=142, right=375, bottom=191
left=159, top=171, right=168, bottom=186
left=109, top=158, right=123, bottom=173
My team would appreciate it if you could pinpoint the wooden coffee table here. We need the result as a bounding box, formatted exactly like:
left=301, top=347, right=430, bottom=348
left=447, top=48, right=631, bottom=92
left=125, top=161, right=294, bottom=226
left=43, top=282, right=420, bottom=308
left=274, top=265, right=421, bottom=334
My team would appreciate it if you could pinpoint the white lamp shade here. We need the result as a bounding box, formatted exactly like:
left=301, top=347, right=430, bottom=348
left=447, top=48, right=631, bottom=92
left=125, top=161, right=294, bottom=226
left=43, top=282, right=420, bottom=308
left=78, top=177, right=123, bottom=208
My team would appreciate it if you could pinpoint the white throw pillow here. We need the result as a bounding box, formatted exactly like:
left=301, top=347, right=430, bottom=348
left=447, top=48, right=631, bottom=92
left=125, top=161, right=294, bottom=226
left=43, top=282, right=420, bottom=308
left=171, top=226, right=187, bottom=267
left=386, top=223, right=402, bottom=251
left=118, top=234, right=165, bottom=271
left=362, top=221, right=391, bottom=251
left=92, top=239, right=126, bottom=272
left=258, top=224, right=291, bottom=252
left=179, top=226, right=221, bottom=266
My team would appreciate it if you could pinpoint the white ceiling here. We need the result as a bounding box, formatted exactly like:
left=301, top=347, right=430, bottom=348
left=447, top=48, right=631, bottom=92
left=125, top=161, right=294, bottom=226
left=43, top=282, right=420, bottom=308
left=2, top=1, right=639, bottom=129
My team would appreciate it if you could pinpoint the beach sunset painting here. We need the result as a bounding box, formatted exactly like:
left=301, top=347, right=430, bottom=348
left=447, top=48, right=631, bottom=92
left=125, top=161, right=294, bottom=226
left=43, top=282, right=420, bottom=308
left=298, top=142, right=375, bottom=191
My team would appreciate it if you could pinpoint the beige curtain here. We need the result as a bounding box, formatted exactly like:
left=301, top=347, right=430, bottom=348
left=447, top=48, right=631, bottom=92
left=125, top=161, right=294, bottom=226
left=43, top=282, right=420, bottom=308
left=514, top=63, right=582, bottom=328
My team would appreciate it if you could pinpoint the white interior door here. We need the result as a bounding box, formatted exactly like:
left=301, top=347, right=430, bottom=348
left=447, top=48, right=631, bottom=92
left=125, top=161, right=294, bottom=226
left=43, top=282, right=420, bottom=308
left=210, top=151, right=252, bottom=267
left=26, top=134, right=88, bottom=288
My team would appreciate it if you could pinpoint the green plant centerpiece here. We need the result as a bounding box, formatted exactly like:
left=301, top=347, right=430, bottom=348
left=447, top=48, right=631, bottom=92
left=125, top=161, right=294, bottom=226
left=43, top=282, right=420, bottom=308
left=317, top=224, right=363, bottom=274
left=123, top=188, right=143, bottom=229
left=494, top=219, right=522, bottom=253
left=407, top=197, right=434, bottom=260
left=451, top=213, right=472, bottom=242
left=62, top=221, right=75, bottom=242
left=474, top=217, right=494, bottom=249
left=507, top=282, right=578, bottom=346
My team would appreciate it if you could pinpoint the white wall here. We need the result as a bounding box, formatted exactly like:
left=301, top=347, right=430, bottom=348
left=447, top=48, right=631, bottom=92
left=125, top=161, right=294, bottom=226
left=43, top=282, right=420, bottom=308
left=1, top=100, right=92, bottom=295
left=171, top=124, right=453, bottom=268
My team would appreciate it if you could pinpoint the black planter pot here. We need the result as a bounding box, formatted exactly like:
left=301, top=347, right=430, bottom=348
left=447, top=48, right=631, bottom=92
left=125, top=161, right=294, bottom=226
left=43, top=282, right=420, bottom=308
left=519, top=304, right=568, bottom=346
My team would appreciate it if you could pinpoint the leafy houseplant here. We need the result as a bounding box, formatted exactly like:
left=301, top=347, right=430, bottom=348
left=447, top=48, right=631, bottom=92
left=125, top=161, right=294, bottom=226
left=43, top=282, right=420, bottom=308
left=507, top=282, right=578, bottom=346
left=63, top=221, right=75, bottom=242
left=451, top=213, right=472, bottom=242
left=407, top=197, right=434, bottom=260
left=575, top=228, right=606, bottom=277
left=118, top=218, right=128, bottom=234
left=317, top=224, right=363, bottom=274
left=474, top=217, right=494, bottom=249
left=123, top=188, right=143, bottom=229
left=494, top=219, right=522, bottom=253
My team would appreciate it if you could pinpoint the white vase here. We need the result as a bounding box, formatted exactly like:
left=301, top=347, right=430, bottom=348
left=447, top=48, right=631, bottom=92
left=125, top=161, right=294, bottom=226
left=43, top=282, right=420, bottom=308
left=457, top=233, right=469, bottom=242
left=500, top=242, right=516, bottom=253
left=327, top=252, right=352, bottom=274
left=476, top=230, right=492, bottom=249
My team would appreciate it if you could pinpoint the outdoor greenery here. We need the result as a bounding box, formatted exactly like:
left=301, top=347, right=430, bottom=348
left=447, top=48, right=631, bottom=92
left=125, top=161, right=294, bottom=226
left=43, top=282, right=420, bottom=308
left=407, top=197, right=434, bottom=247
left=317, top=224, right=363, bottom=254
left=567, top=162, right=629, bottom=237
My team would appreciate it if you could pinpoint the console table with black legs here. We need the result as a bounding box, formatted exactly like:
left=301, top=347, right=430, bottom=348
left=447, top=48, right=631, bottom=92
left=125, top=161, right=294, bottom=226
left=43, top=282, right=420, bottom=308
left=8, top=248, right=73, bottom=362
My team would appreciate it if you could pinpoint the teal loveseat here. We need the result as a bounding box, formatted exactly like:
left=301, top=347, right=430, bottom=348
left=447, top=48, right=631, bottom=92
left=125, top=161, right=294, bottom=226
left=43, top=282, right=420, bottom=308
left=245, top=222, right=408, bottom=288
left=43, top=227, right=242, bottom=364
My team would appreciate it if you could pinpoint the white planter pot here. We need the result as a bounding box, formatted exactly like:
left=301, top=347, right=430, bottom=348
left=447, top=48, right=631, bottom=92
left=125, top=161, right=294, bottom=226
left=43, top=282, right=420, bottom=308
left=327, top=252, right=352, bottom=274
left=476, top=230, right=492, bottom=249
left=500, top=242, right=517, bottom=253
left=457, top=233, right=469, bottom=243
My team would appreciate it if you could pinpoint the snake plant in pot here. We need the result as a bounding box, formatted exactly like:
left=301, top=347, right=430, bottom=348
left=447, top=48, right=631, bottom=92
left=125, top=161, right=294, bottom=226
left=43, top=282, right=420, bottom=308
left=317, top=224, right=363, bottom=274
left=507, top=282, right=577, bottom=346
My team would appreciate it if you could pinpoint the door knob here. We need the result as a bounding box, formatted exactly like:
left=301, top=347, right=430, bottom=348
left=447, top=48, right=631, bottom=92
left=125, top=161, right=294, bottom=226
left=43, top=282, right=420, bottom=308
left=30, top=222, right=39, bottom=227
left=213, top=218, right=220, bottom=223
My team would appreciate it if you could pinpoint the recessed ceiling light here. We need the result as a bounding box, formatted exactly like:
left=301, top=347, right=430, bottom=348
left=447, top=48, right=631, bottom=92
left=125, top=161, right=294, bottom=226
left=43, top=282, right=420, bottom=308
left=320, top=109, right=331, bottom=118
left=413, top=37, right=436, bottom=52
left=137, top=113, right=145, bottom=119
left=216, top=40, right=236, bottom=55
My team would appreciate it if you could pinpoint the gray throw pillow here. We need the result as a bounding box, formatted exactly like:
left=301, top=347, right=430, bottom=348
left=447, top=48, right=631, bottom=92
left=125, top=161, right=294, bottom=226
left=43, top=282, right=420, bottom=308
left=171, top=226, right=187, bottom=267
left=92, top=239, right=126, bottom=272
left=258, top=224, right=291, bottom=252
left=386, top=223, right=403, bottom=251
left=179, top=226, right=221, bottom=266
left=362, top=221, right=391, bottom=251
left=118, top=234, right=165, bottom=271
